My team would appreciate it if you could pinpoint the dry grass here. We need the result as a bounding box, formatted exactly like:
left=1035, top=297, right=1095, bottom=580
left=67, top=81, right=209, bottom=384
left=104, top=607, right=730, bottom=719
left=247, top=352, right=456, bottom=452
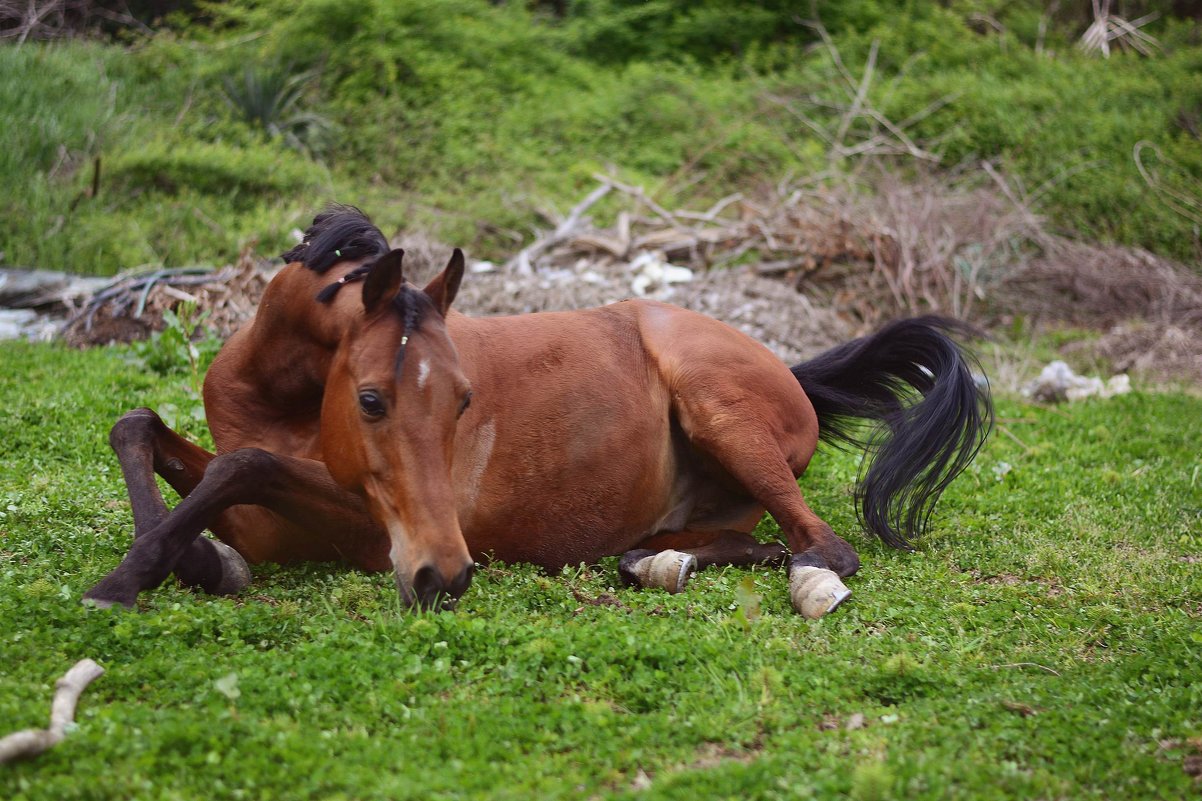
left=0, top=0, right=147, bottom=44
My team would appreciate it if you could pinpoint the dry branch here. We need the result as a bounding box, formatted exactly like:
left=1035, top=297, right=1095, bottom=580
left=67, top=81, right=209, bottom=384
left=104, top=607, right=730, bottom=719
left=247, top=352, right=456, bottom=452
left=61, top=245, right=274, bottom=346
left=1079, top=0, right=1159, bottom=57
left=39, top=157, right=1202, bottom=386
left=765, top=19, right=949, bottom=165
left=1134, top=140, right=1202, bottom=226
left=505, top=182, right=612, bottom=274
left=0, top=0, right=148, bottom=44
left=0, top=659, right=104, bottom=764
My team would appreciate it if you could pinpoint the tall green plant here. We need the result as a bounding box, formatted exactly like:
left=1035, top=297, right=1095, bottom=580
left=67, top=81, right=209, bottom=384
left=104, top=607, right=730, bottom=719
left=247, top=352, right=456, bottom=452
left=220, top=64, right=334, bottom=155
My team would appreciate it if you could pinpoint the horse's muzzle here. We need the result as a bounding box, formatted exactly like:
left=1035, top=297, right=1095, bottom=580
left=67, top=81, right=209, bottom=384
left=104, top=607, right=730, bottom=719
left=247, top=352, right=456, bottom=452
left=400, top=561, right=475, bottom=611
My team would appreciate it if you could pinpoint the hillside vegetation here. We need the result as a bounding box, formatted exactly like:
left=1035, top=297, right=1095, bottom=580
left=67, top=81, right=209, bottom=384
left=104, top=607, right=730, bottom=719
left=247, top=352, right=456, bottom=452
left=1, top=0, right=1200, bottom=274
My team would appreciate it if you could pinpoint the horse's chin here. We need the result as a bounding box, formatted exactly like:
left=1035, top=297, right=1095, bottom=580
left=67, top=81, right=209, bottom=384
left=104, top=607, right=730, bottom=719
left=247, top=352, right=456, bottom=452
left=393, top=574, right=420, bottom=609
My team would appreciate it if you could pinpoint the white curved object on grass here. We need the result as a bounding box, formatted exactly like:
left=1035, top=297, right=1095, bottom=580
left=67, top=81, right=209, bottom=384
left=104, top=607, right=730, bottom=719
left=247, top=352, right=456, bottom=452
left=789, top=565, right=852, bottom=619
left=0, top=659, right=105, bottom=763
left=630, top=549, right=697, bottom=594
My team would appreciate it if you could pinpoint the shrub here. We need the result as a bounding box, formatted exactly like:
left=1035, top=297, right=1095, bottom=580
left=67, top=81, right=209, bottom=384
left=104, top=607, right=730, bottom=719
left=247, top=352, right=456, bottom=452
left=3, top=0, right=1201, bottom=273
left=105, top=136, right=324, bottom=198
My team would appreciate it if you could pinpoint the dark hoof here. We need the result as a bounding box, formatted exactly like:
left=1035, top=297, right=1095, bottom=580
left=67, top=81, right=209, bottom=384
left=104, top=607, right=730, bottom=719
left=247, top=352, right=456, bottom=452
left=82, top=570, right=142, bottom=609
left=208, top=540, right=252, bottom=597
left=789, top=543, right=861, bottom=579
left=81, top=592, right=136, bottom=611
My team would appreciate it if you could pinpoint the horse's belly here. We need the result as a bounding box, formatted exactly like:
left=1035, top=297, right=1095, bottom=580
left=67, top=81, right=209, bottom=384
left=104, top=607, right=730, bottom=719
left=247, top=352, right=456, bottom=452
left=453, top=413, right=680, bottom=569
left=451, top=409, right=766, bottom=568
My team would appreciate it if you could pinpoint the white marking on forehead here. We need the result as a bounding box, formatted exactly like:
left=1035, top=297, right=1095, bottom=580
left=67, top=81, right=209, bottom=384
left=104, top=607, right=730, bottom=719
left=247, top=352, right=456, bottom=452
left=417, top=359, right=431, bottom=390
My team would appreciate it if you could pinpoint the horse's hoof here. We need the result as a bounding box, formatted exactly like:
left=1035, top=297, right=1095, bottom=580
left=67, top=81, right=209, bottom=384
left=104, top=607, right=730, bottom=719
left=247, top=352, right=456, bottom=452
left=630, top=550, right=697, bottom=594
left=81, top=593, right=134, bottom=611
left=208, top=540, right=252, bottom=597
left=789, top=565, right=851, bottom=619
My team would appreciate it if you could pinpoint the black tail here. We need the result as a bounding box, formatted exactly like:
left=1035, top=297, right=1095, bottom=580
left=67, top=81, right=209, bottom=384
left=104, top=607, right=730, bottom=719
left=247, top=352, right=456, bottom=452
left=790, top=316, right=993, bottom=549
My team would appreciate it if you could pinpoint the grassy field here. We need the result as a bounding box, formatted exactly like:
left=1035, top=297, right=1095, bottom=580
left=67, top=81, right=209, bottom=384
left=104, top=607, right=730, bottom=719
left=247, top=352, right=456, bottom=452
left=0, top=339, right=1199, bottom=799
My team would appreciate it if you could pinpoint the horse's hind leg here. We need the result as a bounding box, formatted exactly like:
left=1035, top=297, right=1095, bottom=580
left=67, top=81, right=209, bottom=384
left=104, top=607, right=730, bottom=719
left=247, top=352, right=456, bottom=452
left=675, top=409, right=859, bottom=618
left=717, top=457, right=858, bottom=618
left=107, top=408, right=249, bottom=596
left=618, top=530, right=787, bottom=593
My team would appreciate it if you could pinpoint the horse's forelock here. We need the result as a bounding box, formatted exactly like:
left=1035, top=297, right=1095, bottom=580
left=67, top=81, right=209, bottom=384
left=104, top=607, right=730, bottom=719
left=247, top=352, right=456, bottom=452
left=389, top=286, right=438, bottom=379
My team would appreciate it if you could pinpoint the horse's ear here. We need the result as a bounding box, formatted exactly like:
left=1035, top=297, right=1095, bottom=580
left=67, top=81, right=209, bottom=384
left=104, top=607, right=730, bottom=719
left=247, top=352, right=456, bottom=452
left=362, top=248, right=405, bottom=312
left=423, top=248, right=465, bottom=316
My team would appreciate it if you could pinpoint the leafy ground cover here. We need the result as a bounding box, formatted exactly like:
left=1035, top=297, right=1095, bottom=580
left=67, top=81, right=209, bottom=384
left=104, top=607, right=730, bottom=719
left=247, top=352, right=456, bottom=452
left=0, top=339, right=1199, bottom=799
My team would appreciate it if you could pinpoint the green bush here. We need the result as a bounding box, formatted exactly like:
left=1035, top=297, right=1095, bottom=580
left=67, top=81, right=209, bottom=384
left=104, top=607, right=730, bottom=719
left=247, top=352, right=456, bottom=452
left=106, top=136, right=324, bottom=198
left=1, top=0, right=1200, bottom=273
left=756, top=8, right=1202, bottom=259
left=0, top=41, right=337, bottom=273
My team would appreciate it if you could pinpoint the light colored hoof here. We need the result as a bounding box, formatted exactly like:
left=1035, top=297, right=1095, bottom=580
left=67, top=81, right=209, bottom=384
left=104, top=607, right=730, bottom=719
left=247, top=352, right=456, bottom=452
left=789, top=566, right=851, bottom=619
left=631, top=550, right=697, bottom=594
left=210, top=539, right=252, bottom=596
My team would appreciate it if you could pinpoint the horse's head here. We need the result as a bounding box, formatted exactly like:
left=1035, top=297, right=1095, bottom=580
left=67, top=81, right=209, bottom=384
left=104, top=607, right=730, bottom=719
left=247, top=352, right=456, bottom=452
left=321, top=247, right=475, bottom=610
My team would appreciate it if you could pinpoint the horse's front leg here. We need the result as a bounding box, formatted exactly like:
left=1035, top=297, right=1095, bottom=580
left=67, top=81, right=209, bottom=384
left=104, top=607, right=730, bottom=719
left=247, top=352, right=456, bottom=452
left=107, top=408, right=250, bottom=596
left=85, top=448, right=376, bottom=609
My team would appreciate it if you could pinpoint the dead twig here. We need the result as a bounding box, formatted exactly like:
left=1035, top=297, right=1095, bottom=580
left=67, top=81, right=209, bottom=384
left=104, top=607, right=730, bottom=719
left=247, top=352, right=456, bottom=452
left=1079, top=0, right=1159, bottom=58
left=1134, top=140, right=1202, bottom=226
left=834, top=39, right=879, bottom=153
left=592, top=175, right=681, bottom=229
left=1, top=0, right=150, bottom=44
left=505, top=182, right=612, bottom=274
left=996, top=423, right=1032, bottom=451
left=772, top=16, right=950, bottom=166
left=0, top=659, right=105, bottom=763
left=990, top=662, right=1061, bottom=677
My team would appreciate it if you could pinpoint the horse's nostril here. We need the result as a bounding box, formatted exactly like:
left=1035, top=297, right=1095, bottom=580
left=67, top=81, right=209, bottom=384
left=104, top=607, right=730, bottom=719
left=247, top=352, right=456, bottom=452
left=448, top=562, right=474, bottom=600
left=411, top=564, right=445, bottom=608
left=409, top=562, right=473, bottom=609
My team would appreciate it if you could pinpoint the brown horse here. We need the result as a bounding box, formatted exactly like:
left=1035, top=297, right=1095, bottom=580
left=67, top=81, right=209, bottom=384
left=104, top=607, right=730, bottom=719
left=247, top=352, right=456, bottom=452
left=84, top=206, right=991, bottom=617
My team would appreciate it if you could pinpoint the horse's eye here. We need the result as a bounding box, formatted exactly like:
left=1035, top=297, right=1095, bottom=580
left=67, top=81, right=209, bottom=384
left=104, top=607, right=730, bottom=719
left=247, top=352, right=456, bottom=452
left=457, top=391, right=473, bottom=418
left=359, top=390, right=386, bottom=418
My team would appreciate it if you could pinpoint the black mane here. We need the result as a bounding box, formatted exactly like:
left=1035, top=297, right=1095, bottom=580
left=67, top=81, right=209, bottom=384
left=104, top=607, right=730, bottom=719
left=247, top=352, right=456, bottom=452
left=281, top=204, right=389, bottom=274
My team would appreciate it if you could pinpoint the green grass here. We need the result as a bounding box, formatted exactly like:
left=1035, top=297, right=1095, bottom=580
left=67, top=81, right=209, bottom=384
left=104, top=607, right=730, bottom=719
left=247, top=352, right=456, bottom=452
left=1, top=340, right=1199, bottom=799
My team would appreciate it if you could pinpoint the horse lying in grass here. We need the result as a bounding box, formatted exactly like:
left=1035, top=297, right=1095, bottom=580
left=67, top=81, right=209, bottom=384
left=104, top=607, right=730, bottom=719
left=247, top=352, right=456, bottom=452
left=85, top=206, right=992, bottom=617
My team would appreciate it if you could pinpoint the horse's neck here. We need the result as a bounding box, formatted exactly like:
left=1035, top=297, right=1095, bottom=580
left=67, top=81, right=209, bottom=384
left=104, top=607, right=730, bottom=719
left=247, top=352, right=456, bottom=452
left=204, top=263, right=363, bottom=450
left=250, top=265, right=363, bottom=392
